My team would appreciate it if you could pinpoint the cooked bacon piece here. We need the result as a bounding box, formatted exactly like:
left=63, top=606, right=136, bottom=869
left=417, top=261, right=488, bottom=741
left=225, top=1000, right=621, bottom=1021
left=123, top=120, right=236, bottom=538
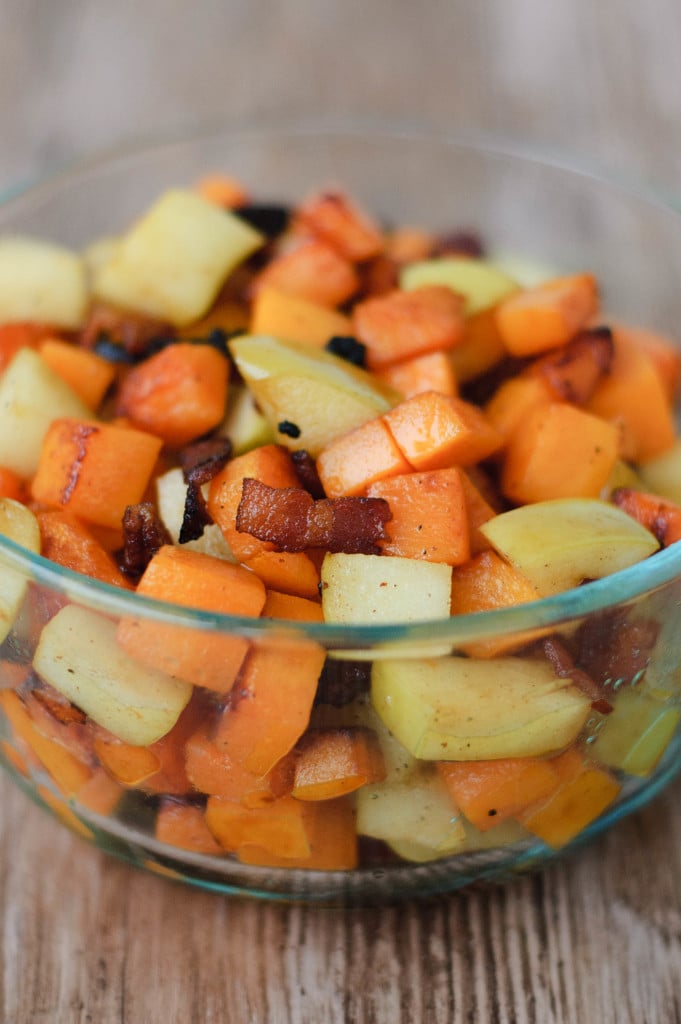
left=612, top=487, right=681, bottom=547
left=529, top=326, right=614, bottom=405
left=178, top=438, right=232, bottom=543
left=541, top=636, right=613, bottom=713
left=314, top=658, right=371, bottom=707
left=291, top=449, right=326, bottom=499
left=575, top=609, right=659, bottom=690
left=236, top=478, right=391, bottom=554
left=120, top=502, right=172, bottom=578
left=81, top=303, right=173, bottom=360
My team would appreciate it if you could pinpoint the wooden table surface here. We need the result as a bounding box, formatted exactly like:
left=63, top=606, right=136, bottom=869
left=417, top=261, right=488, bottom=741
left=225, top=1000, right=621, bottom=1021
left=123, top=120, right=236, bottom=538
left=2, top=2, right=681, bottom=1021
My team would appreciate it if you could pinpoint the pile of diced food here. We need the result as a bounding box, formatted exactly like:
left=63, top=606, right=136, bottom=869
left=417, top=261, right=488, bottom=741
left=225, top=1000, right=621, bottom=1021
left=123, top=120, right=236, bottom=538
left=1, top=172, right=681, bottom=870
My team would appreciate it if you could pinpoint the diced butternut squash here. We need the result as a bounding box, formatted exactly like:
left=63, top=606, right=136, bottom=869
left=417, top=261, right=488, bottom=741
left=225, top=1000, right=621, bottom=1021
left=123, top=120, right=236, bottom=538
left=0, top=322, right=52, bottom=372
left=353, top=286, right=464, bottom=369
left=438, top=756, right=561, bottom=831
left=291, top=727, right=385, bottom=800
left=115, top=343, right=229, bottom=447
left=495, top=273, right=598, bottom=356
left=205, top=793, right=312, bottom=858
left=252, top=238, right=359, bottom=308
left=316, top=416, right=412, bottom=498
left=367, top=467, right=470, bottom=565
left=194, top=173, right=249, bottom=209
left=117, top=545, right=266, bottom=691
left=501, top=402, right=619, bottom=504
left=156, top=799, right=223, bottom=854
left=39, top=338, right=116, bottom=410
left=383, top=391, right=503, bottom=470
left=0, top=466, right=26, bottom=502
left=94, top=736, right=161, bottom=786
left=185, top=725, right=295, bottom=804
left=236, top=796, right=357, bottom=870
left=295, top=190, right=384, bottom=262
left=250, top=287, right=352, bottom=347
left=449, top=308, right=507, bottom=383
left=484, top=375, right=554, bottom=445
left=459, top=471, right=498, bottom=554
left=37, top=509, right=132, bottom=588
left=31, top=418, right=163, bottom=530
left=376, top=349, right=457, bottom=398
left=261, top=590, right=323, bottom=622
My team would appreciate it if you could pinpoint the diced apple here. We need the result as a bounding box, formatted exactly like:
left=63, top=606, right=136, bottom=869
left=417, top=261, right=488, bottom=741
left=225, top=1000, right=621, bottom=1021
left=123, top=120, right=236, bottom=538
left=321, top=552, right=452, bottom=626
left=639, top=438, right=681, bottom=503
left=488, top=252, right=558, bottom=288
left=400, top=257, right=519, bottom=316
left=389, top=817, right=531, bottom=862
left=0, top=498, right=40, bottom=645
left=92, top=189, right=264, bottom=326
left=355, top=772, right=466, bottom=852
left=219, top=383, right=275, bottom=455
left=0, top=236, right=88, bottom=328
left=371, top=655, right=590, bottom=760
left=0, top=348, right=91, bottom=477
left=230, top=334, right=398, bottom=455
left=480, top=498, right=660, bottom=597
left=593, top=685, right=681, bottom=776
left=155, top=467, right=236, bottom=561
left=33, top=604, right=193, bottom=746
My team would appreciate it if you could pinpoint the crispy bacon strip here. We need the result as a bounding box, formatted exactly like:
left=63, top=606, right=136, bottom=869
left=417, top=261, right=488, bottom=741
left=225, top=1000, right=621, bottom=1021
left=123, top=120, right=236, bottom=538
left=541, top=636, right=613, bottom=714
left=236, top=477, right=391, bottom=554
left=178, top=438, right=232, bottom=543
left=120, top=502, right=172, bottom=579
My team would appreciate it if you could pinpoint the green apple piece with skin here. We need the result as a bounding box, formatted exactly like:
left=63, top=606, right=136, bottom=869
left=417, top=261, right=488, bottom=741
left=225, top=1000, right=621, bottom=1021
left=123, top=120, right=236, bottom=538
left=230, top=334, right=399, bottom=456
left=0, top=347, right=91, bottom=477
left=371, top=655, right=590, bottom=760
left=355, top=772, right=466, bottom=852
left=33, top=604, right=193, bottom=745
left=219, top=382, right=275, bottom=455
left=92, top=189, right=264, bottom=326
left=0, top=498, right=40, bottom=646
left=639, top=438, right=681, bottom=503
left=399, top=256, right=519, bottom=316
left=0, top=236, right=88, bottom=328
left=155, top=467, right=236, bottom=561
left=479, top=498, right=660, bottom=597
left=592, top=686, right=681, bottom=777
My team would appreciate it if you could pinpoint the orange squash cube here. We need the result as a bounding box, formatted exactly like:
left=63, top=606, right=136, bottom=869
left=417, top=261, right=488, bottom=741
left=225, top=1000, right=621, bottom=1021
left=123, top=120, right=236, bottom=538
left=316, top=416, right=412, bottom=498
left=383, top=391, right=503, bottom=470
left=353, top=285, right=464, bottom=369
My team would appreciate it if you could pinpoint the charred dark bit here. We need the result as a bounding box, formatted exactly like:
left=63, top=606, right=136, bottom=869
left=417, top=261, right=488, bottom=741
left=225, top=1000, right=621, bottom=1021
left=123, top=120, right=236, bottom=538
left=315, top=658, right=372, bottom=707
left=541, top=635, right=613, bottom=713
left=233, top=203, right=291, bottom=239
left=291, top=449, right=326, bottom=499
left=178, top=438, right=232, bottom=544
left=277, top=420, right=301, bottom=439
left=325, top=334, right=367, bottom=367
left=119, top=502, right=173, bottom=579
left=236, top=477, right=391, bottom=554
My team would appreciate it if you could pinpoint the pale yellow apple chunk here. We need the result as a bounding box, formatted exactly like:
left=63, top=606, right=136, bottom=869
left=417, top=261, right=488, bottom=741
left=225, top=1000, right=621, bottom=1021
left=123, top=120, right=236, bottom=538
left=0, top=348, right=91, bottom=477
left=92, top=189, right=264, bottom=325
left=371, top=655, right=590, bottom=760
left=640, top=438, right=681, bottom=503
left=399, top=256, right=519, bottom=316
left=355, top=773, right=466, bottom=853
left=155, top=467, right=236, bottom=561
left=33, top=605, right=193, bottom=746
left=321, top=552, right=452, bottom=625
left=230, top=334, right=398, bottom=455
left=479, top=498, right=660, bottom=597
left=0, top=498, right=40, bottom=645
left=0, top=236, right=88, bottom=328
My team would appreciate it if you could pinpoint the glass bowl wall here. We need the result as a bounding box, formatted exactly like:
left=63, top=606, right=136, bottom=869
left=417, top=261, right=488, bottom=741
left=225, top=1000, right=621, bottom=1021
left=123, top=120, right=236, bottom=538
left=2, top=127, right=681, bottom=903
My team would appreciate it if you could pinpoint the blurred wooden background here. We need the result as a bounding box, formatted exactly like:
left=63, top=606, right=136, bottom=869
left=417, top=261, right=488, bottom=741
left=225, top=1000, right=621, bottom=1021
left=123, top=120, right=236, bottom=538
left=1, top=2, right=681, bottom=1021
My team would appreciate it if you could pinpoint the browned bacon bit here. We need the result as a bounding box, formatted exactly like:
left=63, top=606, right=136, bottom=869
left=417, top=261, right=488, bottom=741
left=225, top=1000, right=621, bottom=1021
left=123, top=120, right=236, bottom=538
left=119, top=502, right=173, bottom=578
left=530, top=326, right=614, bottom=405
left=236, top=477, right=391, bottom=554
left=541, top=636, right=613, bottom=713
left=612, top=487, right=681, bottom=547
left=291, top=449, right=326, bottom=499
left=434, top=230, right=485, bottom=258
left=178, top=438, right=232, bottom=543
left=314, top=658, right=372, bottom=707
left=81, top=303, right=173, bottom=360
left=575, top=609, right=659, bottom=690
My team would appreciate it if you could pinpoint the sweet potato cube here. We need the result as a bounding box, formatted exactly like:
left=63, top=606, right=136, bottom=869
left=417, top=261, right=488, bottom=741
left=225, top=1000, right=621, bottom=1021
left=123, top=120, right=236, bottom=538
left=438, top=756, right=561, bottom=831
left=367, top=467, right=470, bottom=565
left=353, top=286, right=464, bottom=369
left=383, top=392, right=503, bottom=471
left=31, top=418, right=163, bottom=530
left=495, top=273, right=598, bottom=356
left=252, top=238, right=359, bottom=309
left=205, top=793, right=312, bottom=858
left=292, top=727, right=386, bottom=801
left=501, top=402, right=619, bottom=505
left=316, top=416, right=412, bottom=498
left=37, top=509, right=132, bottom=588
left=156, top=799, right=223, bottom=855
left=484, top=375, right=554, bottom=445
left=459, top=471, right=497, bottom=553
left=117, top=545, right=266, bottom=692
left=39, top=338, right=116, bottom=410
left=250, top=287, right=352, bottom=347
left=295, top=190, right=384, bottom=262
left=237, top=796, right=358, bottom=870
left=449, top=307, right=507, bottom=383
left=376, top=349, right=457, bottom=398
left=185, top=724, right=294, bottom=804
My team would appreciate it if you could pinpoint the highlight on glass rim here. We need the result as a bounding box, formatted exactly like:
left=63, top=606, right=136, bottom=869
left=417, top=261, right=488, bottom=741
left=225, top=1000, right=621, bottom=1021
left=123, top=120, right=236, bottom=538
left=1, top=135, right=681, bottom=899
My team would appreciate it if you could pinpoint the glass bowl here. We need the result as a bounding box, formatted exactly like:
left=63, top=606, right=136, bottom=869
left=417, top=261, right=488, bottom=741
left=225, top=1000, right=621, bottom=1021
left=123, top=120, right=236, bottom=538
left=2, top=125, right=681, bottom=905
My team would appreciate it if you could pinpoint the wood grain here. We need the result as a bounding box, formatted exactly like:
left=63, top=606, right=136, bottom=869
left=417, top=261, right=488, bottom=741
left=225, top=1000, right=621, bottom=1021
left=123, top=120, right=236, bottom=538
left=3, top=2, right=681, bottom=1021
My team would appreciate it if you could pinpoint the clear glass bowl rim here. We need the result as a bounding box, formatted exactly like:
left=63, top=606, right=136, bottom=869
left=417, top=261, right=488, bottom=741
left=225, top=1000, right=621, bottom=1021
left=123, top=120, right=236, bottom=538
left=2, top=122, right=681, bottom=650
